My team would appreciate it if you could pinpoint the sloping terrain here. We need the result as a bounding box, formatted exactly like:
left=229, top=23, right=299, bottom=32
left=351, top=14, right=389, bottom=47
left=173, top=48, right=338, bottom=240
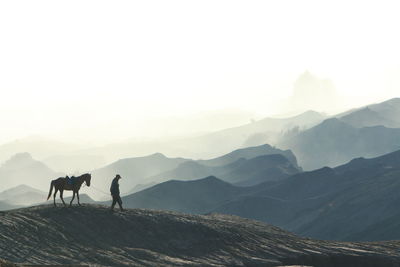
left=0, top=153, right=62, bottom=192
left=337, top=98, right=400, bottom=128
left=0, top=185, right=47, bottom=206
left=104, top=144, right=300, bottom=194
left=1, top=205, right=400, bottom=267
left=0, top=259, right=17, bottom=267
left=91, top=153, right=188, bottom=195
left=121, top=149, right=400, bottom=241
left=149, top=154, right=300, bottom=187
left=197, top=144, right=299, bottom=167
left=118, top=176, right=250, bottom=214
left=214, top=150, right=400, bottom=241
left=279, top=118, right=400, bottom=170
left=0, top=201, right=19, bottom=211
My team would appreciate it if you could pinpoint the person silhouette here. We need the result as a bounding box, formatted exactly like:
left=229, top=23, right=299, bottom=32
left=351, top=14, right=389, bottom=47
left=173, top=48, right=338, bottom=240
left=110, top=174, right=124, bottom=211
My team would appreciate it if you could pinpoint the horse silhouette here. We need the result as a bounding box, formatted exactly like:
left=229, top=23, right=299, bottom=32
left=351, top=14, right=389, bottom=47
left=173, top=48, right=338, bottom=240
left=47, top=173, right=91, bottom=207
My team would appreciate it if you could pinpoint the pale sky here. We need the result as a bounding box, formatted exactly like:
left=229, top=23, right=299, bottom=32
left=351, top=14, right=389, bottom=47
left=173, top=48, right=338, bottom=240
left=0, top=0, right=399, bottom=144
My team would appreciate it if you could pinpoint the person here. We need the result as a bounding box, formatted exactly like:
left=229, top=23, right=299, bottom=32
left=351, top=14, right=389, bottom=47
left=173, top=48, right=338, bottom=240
left=110, top=174, right=124, bottom=211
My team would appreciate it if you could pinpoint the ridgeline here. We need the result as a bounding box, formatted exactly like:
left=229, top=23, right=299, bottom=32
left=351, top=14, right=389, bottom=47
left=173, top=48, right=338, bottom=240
left=1, top=204, right=400, bottom=267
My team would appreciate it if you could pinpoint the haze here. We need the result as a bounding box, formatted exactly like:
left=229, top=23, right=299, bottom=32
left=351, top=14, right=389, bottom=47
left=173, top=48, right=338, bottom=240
left=0, top=0, right=399, bottom=144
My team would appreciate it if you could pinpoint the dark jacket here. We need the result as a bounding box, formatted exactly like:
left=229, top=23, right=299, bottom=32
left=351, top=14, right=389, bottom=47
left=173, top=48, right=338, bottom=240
left=110, top=178, right=120, bottom=195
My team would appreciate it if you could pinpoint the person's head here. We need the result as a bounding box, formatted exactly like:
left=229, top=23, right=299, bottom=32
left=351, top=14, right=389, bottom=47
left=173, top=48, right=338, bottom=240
left=116, top=174, right=121, bottom=180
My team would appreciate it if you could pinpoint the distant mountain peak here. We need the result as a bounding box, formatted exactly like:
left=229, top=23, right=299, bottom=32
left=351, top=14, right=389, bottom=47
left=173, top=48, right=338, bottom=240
left=149, top=152, right=166, bottom=158
left=9, top=152, right=33, bottom=161
left=1, top=152, right=36, bottom=168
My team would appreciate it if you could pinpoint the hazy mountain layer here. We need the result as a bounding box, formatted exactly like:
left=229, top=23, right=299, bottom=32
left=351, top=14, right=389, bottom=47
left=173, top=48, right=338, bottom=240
left=91, top=153, right=188, bottom=195
left=0, top=153, right=62, bottom=192
left=43, top=154, right=106, bottom=174
left=0, top=136, right=86, bottom=163
left=148, top=149, right=300, bottom=187
left=80, top=110, right=325, bottom=162
left=120, top=149, right=400, bottom=241
left=279, top=118, right=400, bottom=170
left=0, top=184, right=46, bottom=206
left=1, top=205, right=400, bottom=267
left=117, top=176, right=250, bottom=214
left=337, top=98, right=400, bottom=128
left=197, top=143, right=299, bottom=167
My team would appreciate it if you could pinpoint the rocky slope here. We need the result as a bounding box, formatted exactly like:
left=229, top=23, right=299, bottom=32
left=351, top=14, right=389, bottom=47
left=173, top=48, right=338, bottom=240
left=1, top=205, right=400, bottom=267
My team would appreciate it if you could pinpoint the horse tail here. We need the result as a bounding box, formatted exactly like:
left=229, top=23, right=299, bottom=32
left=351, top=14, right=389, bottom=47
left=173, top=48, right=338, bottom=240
left=47, top=180, right=55, bottom=200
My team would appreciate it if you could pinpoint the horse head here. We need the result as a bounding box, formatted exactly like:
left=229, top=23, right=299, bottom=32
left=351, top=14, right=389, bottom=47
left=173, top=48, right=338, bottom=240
left=84, top=173, right=91, bottom=187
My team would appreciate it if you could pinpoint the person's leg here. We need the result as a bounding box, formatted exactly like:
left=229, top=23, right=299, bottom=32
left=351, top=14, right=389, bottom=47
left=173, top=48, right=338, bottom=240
left=117, top=195, right=124, bottom=211
left=111, top=195, right=116, bottom=210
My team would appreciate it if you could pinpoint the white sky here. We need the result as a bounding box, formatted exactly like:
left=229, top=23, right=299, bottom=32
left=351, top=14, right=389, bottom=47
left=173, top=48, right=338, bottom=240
left=0, top=0, right=400, bottom=144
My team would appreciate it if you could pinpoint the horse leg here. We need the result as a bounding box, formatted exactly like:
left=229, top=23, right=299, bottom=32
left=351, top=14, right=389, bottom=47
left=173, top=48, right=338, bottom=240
left=70, top=191, right=75, bottom=207
left=53, top=188, right=58, bottom=207
left=77, top=191, right=81, bottom=206
left=60, top=190, right=66, bottom=206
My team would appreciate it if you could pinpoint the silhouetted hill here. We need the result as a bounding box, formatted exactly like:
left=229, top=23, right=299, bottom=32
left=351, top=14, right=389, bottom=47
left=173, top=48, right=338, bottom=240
left=0, top=153, right=61, bottom=192
left=0, top=135, right=86, bottom=163
left=339, top=107, right=392, bottom=128
left=91, top=153, right=188, bottom=195
left=0, top=184, right=46, bottom=206
left=221, top=154, right=300, bottom=186
left=119, top=176, right=247, bottom=213
left=1, top=205, right=400, bottom=267
left=338, top=98, right=400, bottom=128
left=149, top=153, right=300, bottom=187
left=121, top=150, right=400, bottom=241
left=279, top=118, right=400, bottom=170
left=198, top=144, right=299, bottom=167
left=183, top=110, right=325, bottom=159
left=216, top=150, right=400, bottom=241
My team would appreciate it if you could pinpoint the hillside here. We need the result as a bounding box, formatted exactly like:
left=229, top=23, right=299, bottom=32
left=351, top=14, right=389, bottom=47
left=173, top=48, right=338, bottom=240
left=0, top=153, right=61, bottom=192
left=197, top=144, right=299, bottom=167
left=0, top=201, right=19, bottom=211
left=118, top=176, right=250, bottom=213
left=0, top=184, right=47, bottom=206
left=1, top=205, right=400, bottom=267
left=279, top=118, right=400, bottom=170
left=91, top=153, right=188, bottom=195
left=215, top=149, right=400, bottom=241
left=337, top=98, right=400, bottom=128
left=121, top=149, right=400, bottom=241
left=149, top=153, right=300, bottom=187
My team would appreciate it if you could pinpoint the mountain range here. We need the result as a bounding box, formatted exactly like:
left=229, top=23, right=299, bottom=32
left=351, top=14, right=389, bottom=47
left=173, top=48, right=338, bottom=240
left=279, top=118, right=400, bottom=170
left=147, top=144, right=300, bottom=187
left=279, top=97, right=400, bottom=170
left=119, top=149, right=400, bottom=241
left=0, top=153, right=62, bottom=191
left=337, top=98, right=400, bottom=128
left=0, top=184, right=46, bottom=206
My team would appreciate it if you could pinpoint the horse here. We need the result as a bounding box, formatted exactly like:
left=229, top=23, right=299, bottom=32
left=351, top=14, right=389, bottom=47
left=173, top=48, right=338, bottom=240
left=47, top=173, right=91, bottom=207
